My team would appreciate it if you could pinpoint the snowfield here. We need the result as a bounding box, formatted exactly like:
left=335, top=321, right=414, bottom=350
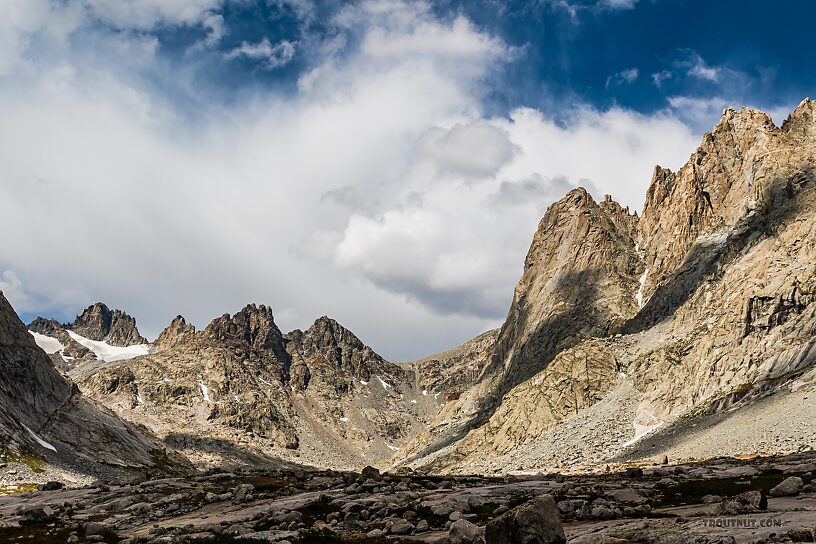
left=67, top=330, right=149, bottom=362
left=635, top=267, right=650, bottom=308
left=29, top=331, right=64, bottom=354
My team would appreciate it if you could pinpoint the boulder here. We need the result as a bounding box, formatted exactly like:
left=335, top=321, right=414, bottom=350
left=769, top=476, right=804, bottom=497
left=16, top=505, right=57, bottom=525
left=450, top=518, right=484, bottom=544
left=233, top=483, right=254, bottom=502
left=723, top=490, right=767, bottom=514
left=389, top=518, right=414, bottom=535
left=361, top=466, right=382, bottom=482
left=625, top=467, right=643, bottom=478
left=485, top=495, right=566, bottom=544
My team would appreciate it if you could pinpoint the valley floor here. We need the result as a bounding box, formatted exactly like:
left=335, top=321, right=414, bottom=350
left=1, top=451, right=816, bottom=543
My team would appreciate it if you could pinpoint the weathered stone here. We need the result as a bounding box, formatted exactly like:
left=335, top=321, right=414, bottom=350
left=450, top=518, right=484, bottom=544
left=770, top=476, right=804, bottom=497
left=361, top=466, right=381, bottom=481
left=389, top=518, right=414, bottom=535
left=485, top=495, right=566, bottom=544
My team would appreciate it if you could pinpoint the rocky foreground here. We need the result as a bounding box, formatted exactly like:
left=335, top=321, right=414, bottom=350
left=2, top=451, right=816, bottom=543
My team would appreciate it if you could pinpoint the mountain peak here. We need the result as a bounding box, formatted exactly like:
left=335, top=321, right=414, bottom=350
left=67, top=303, right=147, bottom=347
left=781, top=97, right=815, bottom=138
left=711, top=105, right=776, bottom=136
left=154, top=315, right=196, bottom=351
left=203, top=303, right=288, bottom=360
left=0, top=292, right=181, bottom=473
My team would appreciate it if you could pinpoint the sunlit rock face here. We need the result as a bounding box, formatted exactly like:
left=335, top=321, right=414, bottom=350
left=397, top=100, right=816, bottom=474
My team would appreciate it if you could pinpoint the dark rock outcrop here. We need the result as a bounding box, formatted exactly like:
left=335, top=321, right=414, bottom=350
left=69, top=303, right=147, bottom=346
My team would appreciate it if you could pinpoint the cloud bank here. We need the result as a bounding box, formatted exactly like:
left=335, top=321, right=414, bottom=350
left=0, top=0, right=699, bottom=360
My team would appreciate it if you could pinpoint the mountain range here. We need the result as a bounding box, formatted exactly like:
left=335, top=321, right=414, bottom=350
left=3, top=99, right=816, bottom=491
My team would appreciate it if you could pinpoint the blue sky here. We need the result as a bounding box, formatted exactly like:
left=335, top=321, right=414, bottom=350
left=0, top=0, right=812, bottom=359
left=142, top=0, right=813, bottom=128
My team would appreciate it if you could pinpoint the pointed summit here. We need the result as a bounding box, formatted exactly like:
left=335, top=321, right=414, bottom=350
left=154, top=315, right=196, bottom=351
left=475, top=185, right=640, bottom=403
left=781, top=97, right=815, bottom=138
left=203, top=303, right=284, bottom=351
left=68, top=303, right=147, bottom=347
left=286, top=315, right=395, bottom=384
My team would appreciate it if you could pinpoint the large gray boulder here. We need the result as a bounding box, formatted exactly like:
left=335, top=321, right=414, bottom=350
left=769, top=476, right=804, bottom=497
left=449, top=518, right=484, bottom=544
left=485, top=495, right=566, bottom=544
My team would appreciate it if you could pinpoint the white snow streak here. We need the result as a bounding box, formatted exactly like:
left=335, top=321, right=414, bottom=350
left=385, top=443, right=399, bottom=451
left=21, top=424, right=57, bottom=452
left=199, top=381, right=211, bottom=402
left=635, top=267, right=649, bottom=308
left=375, top=375, right=392, bottom=389
left=67, top=331, right=149, bottom=362
left=29, top=331, right=64, bottom=354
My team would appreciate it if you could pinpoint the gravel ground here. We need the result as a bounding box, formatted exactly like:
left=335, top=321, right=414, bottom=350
left=618, top=388, right=816, bottom=463
left=449, top=380, right=816, bottom=476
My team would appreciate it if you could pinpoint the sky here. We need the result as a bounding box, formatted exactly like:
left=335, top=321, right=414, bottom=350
left=0, top=0, right=813, bottom=360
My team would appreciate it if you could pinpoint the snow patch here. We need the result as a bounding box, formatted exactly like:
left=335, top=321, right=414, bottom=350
left=67, top=331, right=149, bottom=362
left=385, top=443, right=399, bottom=451
left=422, top=390, right=428, bottom=396
left=199, top=381, right=211, bottom=403
left=21, top=424, right=57, bottom=452
left=339, top=417, right=349, bottom=423
left=359, top=380, right=368, bottom=386
left=635, top=267, right=649, bottom=308
left=374, top=375, right=392, bottom=389
left=410, top=399, right=417, bottom=404
left=29, top=331, right=64, bottom=354
left=623, top=408, right=662, bottom=447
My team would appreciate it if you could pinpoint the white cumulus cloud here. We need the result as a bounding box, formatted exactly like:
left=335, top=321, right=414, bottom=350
left=0, top=0, right=701, bottom=359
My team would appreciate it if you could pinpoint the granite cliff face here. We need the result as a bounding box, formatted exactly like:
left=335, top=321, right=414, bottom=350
left=0, top=293, right=182, bottom=479
left=397, top=100, right=816, bottom=473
